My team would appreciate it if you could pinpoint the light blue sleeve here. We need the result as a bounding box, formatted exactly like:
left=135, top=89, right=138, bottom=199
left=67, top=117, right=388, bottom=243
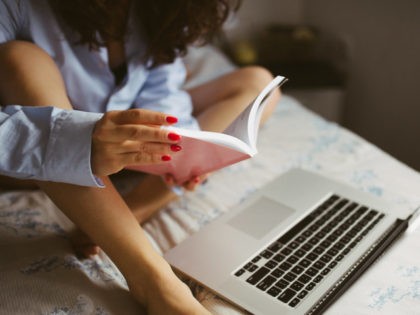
left=134, top=57, right=200, bottom=130
left=0, top=106, right=104, bottom=187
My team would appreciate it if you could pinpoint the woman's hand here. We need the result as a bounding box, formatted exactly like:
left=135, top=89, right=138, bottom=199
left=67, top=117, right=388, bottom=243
left=91, top=109, right=181, bottom=176
left=164, top=173, right=210, bottom=192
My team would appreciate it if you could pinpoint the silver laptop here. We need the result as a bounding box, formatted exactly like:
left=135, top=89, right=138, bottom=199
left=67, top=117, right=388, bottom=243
left=164, top=168, right=416, bottom=314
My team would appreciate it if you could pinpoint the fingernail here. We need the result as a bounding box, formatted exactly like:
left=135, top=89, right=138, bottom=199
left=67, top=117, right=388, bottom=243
left=161, top=155, right=171, bottom=161
left=166, top=116, right=178, bottom=124
left=168, top=133, right=181, bottom=141
left=170, top=144, right=182, bottom=152
left=193, top=176, right=200, bottom=183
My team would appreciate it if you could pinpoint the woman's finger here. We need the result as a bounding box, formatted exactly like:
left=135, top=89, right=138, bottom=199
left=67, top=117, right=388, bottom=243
left=109, top=109, right=178, bottom=126
left=182, top=173, right=209, bottom=191
left=112, top=141, right=182, bottom=155
left=119, top=151, right=173, bottom=166
left=96, top=124, right=181, bottom=143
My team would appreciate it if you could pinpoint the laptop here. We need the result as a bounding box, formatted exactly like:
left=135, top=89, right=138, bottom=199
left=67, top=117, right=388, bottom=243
left=164, top=168, right=417, bottom=314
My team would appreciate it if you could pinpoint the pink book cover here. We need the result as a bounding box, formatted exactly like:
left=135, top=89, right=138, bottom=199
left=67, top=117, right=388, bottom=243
left=127, top=135, right=251, bottom=184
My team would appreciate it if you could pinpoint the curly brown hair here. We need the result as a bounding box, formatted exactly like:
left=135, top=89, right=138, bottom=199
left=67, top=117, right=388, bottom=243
left=48, top=0, right=240, bottom=67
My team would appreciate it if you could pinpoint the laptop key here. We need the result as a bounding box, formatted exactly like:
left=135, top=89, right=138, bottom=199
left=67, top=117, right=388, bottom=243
left=268, top=242, right=283, bottom=253
left=314, top=275, right=323, bottom=283
left=252, top=256, right=261, bottom=263
left=246, top=267, right=270, bottom=285
left=260, top=250, right=274, bottom=259
left=289, top=242, right=299, bottom=249
left=271, top=268, right=284, bottom=278
left=278, top=288, right=297, bottom=303
left=273, top=253, right=286, bottom=263
left=235, top=269, right=246, bottom=277
left=294, top=249, right=306, bottom=258
left=305, top=282, right=316, bottom=291
left=302, top=243, right=313, bottom=251
left=298, top=274, right=311, bottom=283
left=329, top=261, right=338, bottom=269
left=298, top=290, right=308, bottom=299
left=267, top=286, right=282, bottom=297
left=313, top=260, right=326, bottom=270
left=280, top=247, right=293, bottom=256
left=279, top=261, right=292, bottom=271
left=296, top=236, right=306, bottom=243
left=306, top=252, right=318, bottom=261
left=291, top=265, right=304, bottom=275
left=257, top=275, right=277, bottom=291
left=306, top=267, right=318, bottom=277
left=287, top=255, right=299, bottom=264
left=298, top=258, right=311, bottom=268
left=265, top=260, right=278, bottom=269
left=275, top=279, right=289, bottom=289
left=278, top=215, right=314, bottom=245
left=320, top=254, right=332, bottom=264
left=313, top=246, right=325, bottom=255
left=289, top=298, right=301, bottom=307
left=290, top=281, right=304, bottom=291
left=284, top=272, right=297, bottom=282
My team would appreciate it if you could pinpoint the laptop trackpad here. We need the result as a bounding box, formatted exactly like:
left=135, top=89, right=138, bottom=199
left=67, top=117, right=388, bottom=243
left=228, top=196, right=295, bottom=239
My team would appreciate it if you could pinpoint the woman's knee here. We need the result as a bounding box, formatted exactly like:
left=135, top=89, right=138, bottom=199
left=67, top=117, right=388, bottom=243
left=0, top=40, right=55, bottom=74
left=237, top=66, right=281, bottom=116
left=0, top=40, right=71, bottom=108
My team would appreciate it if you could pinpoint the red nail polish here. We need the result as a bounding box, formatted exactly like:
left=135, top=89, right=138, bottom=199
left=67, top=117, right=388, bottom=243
left=161, top=155, right=171, bottom=161
left=168, top=133, right=181, bottom=141
left=166, top=116, right=178, bottom=124
left=193, top=176, right=200, bottom=183
left=170, top=144, right=182, bottom=152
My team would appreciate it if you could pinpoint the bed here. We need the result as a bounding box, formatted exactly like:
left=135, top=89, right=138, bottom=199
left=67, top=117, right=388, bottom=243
left=1, top=46, right=420, bottom=315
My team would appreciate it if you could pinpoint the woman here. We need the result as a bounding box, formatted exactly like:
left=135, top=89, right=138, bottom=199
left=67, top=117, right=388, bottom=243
left=0, top=0, right=280, bottom=313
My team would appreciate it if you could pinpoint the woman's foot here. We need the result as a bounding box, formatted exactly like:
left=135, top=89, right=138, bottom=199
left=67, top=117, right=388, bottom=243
left=70, top=228, right=101, bottom=258
left=128, top=260, right=212, bottom=315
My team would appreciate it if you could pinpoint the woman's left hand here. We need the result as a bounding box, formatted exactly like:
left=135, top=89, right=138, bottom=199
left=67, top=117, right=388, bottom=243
left=164, top=173, right=210, bottom=192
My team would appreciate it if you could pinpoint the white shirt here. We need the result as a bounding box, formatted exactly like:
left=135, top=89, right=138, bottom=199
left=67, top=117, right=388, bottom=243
left=0, top=0, right=198, bottom=186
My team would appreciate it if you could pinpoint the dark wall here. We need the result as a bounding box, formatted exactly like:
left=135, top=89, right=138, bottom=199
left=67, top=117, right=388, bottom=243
left=303, top=0, right=420, bottom=171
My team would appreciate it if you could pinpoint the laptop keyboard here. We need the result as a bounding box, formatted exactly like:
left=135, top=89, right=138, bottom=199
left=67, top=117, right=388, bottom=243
left=233, top=194, right=385, bottom=308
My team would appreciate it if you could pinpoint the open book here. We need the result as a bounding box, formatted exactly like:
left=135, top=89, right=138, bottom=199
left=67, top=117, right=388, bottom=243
left=128, top=75, right=288, bottom=184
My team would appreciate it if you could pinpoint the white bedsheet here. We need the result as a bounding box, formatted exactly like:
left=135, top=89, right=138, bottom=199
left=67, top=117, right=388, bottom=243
left=1, top=47, right=420, bottom=315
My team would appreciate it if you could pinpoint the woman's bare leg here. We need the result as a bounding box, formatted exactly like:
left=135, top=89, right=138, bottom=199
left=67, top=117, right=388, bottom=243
left=38, top=178, right=210, bottom=314
left=189, top=66, right=281, bottom=132
left=0, top=41, right=211, bottom=314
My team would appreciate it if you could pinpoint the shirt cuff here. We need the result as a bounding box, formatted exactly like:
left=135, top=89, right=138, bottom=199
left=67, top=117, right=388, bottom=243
left=42, top=109, right=104, bottom=187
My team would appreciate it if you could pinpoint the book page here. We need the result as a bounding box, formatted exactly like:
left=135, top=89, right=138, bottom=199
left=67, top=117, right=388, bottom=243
left=164, top=126, right=253, bottom=154
left=223, top=76, right=287, bottom=150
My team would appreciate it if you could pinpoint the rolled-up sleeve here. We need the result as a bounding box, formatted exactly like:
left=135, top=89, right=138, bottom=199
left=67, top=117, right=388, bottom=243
left=0, top=106, right=104, bottom=187
left=134, top=58, right=200, bottom=130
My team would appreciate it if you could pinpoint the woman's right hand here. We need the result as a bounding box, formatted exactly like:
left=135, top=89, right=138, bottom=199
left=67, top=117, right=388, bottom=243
left=91, top=109, right=181, bottom=176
